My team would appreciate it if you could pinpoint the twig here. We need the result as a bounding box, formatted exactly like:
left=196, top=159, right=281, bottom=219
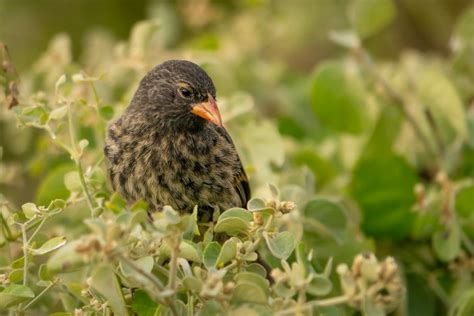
left=168, top=235, right=181, bottom=291
left=276, top=295, right=349, bottom=315
left=21, top=224, right=28, bottom=286
left=354, top=48, right=440, bottom=166
left=247, top=215, right=274, bottom=254
left=116, top=254, right=166, bottom=292
left=77, top=162, right=95, bottom=216
left=26, top=217, right=47, bottom=247
left=21, top=280, right=57, bottom=311
left=424, top=108, right=445, bottom=156
left=67, top=101, right=95, bottom=216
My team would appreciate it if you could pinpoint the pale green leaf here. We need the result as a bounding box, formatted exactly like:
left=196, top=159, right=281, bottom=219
left=49, top=105, right=68, bottom=120
left=91, top=264, right=127, bottom=316
left=32, top=236, right=67, bottom=255
left=22, top=202, right=39, bottom=219
left=263, top=231, right=296, bottom=260
left=349, top=0, right=396, bottom=38
left=0, top=284, right=35, bottom=309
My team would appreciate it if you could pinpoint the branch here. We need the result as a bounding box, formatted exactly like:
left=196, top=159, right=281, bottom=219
left=353, top=48, right=441, bottom=168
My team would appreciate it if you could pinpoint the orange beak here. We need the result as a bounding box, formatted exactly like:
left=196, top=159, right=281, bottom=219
left=191, top=94, right=223, bottom=127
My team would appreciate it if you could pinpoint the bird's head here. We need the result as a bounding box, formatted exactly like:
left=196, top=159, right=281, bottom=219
left=131, top=60, right=223, bottom=130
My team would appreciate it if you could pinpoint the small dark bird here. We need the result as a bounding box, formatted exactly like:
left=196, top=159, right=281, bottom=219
left=104, top=60, right=250, bottom=215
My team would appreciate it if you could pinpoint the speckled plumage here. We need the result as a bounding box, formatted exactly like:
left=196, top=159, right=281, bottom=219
left=104, top=60, right=250, bottom=214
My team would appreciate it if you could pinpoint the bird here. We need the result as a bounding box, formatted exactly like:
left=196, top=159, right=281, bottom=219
left=104, top=60, right=251, bottom=217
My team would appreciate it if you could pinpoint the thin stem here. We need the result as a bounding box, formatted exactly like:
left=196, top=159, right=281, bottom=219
left=424, top=108, right=445, bottom=156
left=88, top=81, right=106, bottom=143
left=21, top=224, right=28, bottom=286
left=117, top=254, right=166, bottom=291
left=276, top=295, right=349, bottom=315
left=168, top=235, right=181, bottom=291
left=77, top=162, right=95, bottom=216
left=427, top=274, right=450, bottom=306
left=67, top=100, right=95, bottom=216
left=460, top=229, right=474, bottom=256
left=67, top=101, right=77, bottom=154
left=26, top=217, right=47, bottom=247
left=247, top=215, right=274, bottom=255
left=21, top=280, right=57, bottom=310
left=296, top=288, right=306, bottom=316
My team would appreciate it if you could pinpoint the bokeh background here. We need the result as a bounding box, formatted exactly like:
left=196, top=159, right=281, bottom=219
left=1, top=0, right=474, bottom=315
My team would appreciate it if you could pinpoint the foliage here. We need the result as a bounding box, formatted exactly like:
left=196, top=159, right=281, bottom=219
left=1, top=1, right=474, bottom=315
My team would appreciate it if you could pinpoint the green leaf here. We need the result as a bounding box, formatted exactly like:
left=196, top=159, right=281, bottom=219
left=247, top=198, right=274, bottom=213
left=55, top=74, right=67, bottom=92
left=91, top=264, right=127, bottom=316
left=0, top=284, right=35, bottom=309
left=22, top=202, right=39, bottom=219
left=47, top=239, right=86, bottom=273
left=280, top=185, right=307, bottom=207
left=131, top=290, right=159, bottom=316
left=231, top=283, right=268, bottom=305
left=245, top=263, right=267, bottom=278
left=49, top=105, right=68, bottom=120
left=8, top=268, right=23, bottom=283
left=229, top=303, right=273, bottom=316
left=119, top=256, right=154, bottom=287
left=418, top=67, right=467, bottom=140
left=159, top=240, right=202, bottom=263
left=452, top=6, right=474, bottom=48
left=310, top=61, right=368, bottom=134
left=235, top=272, right=270, bottom=296
left=362, top=105, right=403, bottom=158
left=200, top=300, right=225, bottom=316
left=449, top=287, right=474, bottom=316
left=216, top=238, right=238, bottom=266
left=36, top=163, right=75, bottom=205
left=455, top=185, right=474, bottom=218
left=38, top=264, right=52, bottom=281
left=99, top=105, right=114, bottom=120
left=32, top=236, right=67, bottom=255
left=182, top=276, right=203, bottom=293
left=303, top=198, right=348, bottom=232
left=293, top=148, right=338, bottom=186
left=432, top=222, right=461, bottom=262
left=78, top=139, right=89, bottom=151
left=272, top=281, right=296, bottom=298
left=268, top=183, right=280, bottom=199
left=218, top=207, right=253, bottom=222
left=307, top=275, right=332, bottom=296
left=203, top=241, right=221, bottom=269
left=263, top=231, right=296, bottom=260
left=350, top=154, right=418, bottom=239
left=349, top=0, right=396, bottom=38
left=295, top=242, right=312, bottom=275
left=214, top=217, right=250, bottom=236
left=64, top=171, right=82, bottom=193
left=105, top=192, right=127, bottom=214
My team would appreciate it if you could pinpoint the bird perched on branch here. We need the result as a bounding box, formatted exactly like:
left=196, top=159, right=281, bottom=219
left=104, top=60, right=250, bottom=215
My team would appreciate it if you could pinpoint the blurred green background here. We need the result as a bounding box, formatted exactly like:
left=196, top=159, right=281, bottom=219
left=1, top=0, right=471, bottom=71
left=1, top=0, right=474, bottom=315
left=1, top=0, right=472, bottom=204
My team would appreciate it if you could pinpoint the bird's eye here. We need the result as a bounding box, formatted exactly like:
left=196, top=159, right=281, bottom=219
left=178, top=87, right=193, bottom=99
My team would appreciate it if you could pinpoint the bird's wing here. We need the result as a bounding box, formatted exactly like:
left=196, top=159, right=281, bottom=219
left=217, top=127, right=251, bottom=208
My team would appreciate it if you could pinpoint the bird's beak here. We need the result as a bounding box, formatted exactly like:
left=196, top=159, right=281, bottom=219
left=191, top=94, right=223, bottom=127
